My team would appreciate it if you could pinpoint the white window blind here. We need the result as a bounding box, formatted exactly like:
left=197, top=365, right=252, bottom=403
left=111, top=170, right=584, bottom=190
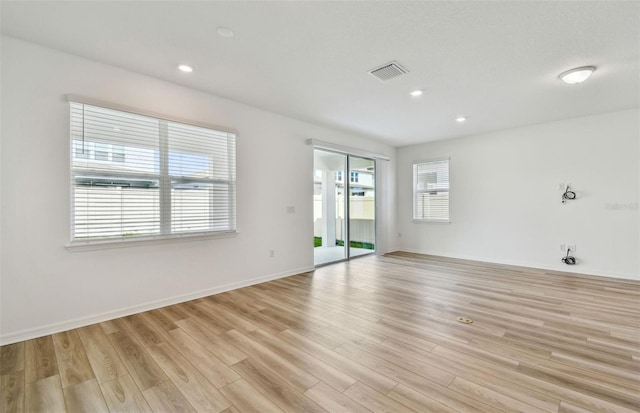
left=413, top=159, right=449, bottom=221
left=70, top=101, right=236, bottom=243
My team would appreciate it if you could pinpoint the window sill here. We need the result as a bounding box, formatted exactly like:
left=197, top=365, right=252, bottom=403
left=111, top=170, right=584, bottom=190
left=65, top=230, right=239, bottom=252
left=412, top=219, right=451, bottom=224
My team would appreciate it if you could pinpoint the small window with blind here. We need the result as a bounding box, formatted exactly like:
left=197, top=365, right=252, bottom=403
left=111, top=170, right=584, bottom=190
left=413, top=159, right=450, bottom=222
left=69, top=99, right=236, bottom=244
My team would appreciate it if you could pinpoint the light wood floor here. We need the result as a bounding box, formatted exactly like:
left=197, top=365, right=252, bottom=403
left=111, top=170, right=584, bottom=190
left=1, top=252, right=639, bottom=412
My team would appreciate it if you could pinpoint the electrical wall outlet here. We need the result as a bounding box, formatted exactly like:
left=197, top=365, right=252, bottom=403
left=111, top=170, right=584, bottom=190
left=269, top=249, right=275, bottom=258
left=567, top=244, right=576, bottom=253
left=559, top=244, right=565, bottom=252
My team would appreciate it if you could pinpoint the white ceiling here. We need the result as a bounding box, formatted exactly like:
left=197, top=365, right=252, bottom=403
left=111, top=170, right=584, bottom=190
left=2, top=1, right=638, bottom=147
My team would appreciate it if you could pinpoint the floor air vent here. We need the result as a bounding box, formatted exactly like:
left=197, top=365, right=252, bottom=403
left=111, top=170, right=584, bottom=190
left=369, top=61, right=409, bottom=81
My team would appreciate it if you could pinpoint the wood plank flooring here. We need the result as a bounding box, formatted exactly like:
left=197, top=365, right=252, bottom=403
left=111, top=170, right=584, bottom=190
left=1, top=252, right=639, bottom=412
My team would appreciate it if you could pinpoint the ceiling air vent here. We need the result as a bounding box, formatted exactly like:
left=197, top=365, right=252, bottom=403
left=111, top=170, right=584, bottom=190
left=369, top=61, right=409, bottom=81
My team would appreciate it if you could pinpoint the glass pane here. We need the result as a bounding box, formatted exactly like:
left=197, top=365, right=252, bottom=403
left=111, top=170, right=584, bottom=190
left=73, top=177, right=160, bottom=239
left=313, top=149, right=347, bottom=265
left=349, top=156, right=375, bottom=258
left=171, top=181, right=232, bottom=233
left=71, top=103, right=160, bottom=175
left=168, top=122, right=233, bottom=180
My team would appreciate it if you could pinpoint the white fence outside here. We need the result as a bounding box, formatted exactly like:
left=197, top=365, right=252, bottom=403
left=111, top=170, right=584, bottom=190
left=313, top=218, right=375, bottom=245
left=313, top=195, right=375, bottom=245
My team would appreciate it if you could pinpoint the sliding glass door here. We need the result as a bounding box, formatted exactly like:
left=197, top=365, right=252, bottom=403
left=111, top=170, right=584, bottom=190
left=313, top=150, right=347, bottom=265
left=348, top=156, right=375, bottom=258
left=313, top=149, right=375, bottom=266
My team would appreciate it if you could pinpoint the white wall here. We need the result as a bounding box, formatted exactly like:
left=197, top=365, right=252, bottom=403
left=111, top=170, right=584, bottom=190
left=397, top=109, right=639, bottom=280
left=0, top=37, right=396, bottom=344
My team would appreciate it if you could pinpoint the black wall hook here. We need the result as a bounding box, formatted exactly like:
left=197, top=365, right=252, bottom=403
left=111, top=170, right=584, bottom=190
left=562, top=185, right=576, bottom=204
left=561, top=248, right=576, bottom=265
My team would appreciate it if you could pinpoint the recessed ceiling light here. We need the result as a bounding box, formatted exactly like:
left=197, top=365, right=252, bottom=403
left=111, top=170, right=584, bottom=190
left=456, top=116, right=467, bottom=123
left=178, top=64, right=193, bottom=73
left=559, top=66, right=596, bottom=84
left=217, top=27, right=234, bottom=38
left=410, top=90, right=423, bottom=97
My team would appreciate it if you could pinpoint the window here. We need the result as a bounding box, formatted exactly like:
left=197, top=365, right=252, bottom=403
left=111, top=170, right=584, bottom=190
left=350, top=171, right=359, bottom=183
left=413, top=159, right=449, bottom=221
left=70, top=101, right=236, bottom=243
left=336, top=170, right=343, bottom=181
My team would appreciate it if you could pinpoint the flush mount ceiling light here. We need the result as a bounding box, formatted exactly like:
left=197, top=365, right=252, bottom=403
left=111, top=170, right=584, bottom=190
left=559, top=66, right=596, bottom=84
left=217, top=27, right=234, bottom=38
left=178, top=64, right=194, bottom=73
left=456, top=116, right=467, bottom=123
left=410, top=90, right=423, bottom=97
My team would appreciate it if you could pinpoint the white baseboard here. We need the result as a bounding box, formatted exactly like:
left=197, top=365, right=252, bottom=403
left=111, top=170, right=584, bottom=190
left=385, top=244, right=400, bottom=254
left=0, top=266, right=315, bottom=346
left=392, top=249, right=639, bottom=281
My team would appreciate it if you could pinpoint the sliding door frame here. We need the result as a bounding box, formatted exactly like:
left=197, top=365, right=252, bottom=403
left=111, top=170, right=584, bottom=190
left=313, top=147, right=376, bottom=267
